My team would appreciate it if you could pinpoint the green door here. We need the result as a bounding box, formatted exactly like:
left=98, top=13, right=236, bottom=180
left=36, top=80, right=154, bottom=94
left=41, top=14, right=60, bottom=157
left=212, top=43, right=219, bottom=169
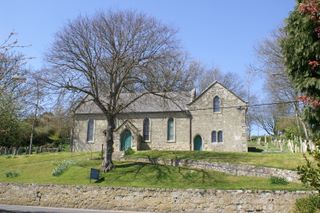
left=194, top=135, right=202, bottom=151
left=120, top=130, right=132, bottom=151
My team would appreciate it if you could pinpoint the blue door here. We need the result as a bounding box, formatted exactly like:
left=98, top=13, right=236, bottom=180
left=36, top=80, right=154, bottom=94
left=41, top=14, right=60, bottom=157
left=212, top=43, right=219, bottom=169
left=194, top=135, right=202, bottom=151
left=120, top=130, right=132, bottom=151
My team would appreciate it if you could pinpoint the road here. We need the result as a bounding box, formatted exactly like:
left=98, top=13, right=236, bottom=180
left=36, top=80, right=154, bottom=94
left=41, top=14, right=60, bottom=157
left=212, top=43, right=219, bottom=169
left=0, top=204, right=154, bottom=213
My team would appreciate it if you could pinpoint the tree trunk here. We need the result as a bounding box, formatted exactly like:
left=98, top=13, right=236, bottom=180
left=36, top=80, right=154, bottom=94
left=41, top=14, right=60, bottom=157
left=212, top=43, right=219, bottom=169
left=299, top=116, right=309, bottom=140
left=102, top=116, right=115, bottom=172
left=29, top=80, right=40, bottom=155
left=70, top=110, right=76, bottom=152
left=293, top=103, right=309, bottom=140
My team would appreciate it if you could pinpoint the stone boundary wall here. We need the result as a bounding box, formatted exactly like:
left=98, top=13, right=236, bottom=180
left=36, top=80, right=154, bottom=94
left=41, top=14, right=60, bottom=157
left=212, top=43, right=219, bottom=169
left=124, top=157, right=300, bottom=182
left=0, top=183, right=314, bottom=213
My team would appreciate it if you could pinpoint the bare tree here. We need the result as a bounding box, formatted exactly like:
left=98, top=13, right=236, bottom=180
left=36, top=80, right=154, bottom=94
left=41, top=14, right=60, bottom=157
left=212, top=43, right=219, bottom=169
left=27, top=77, right=44, bottom=154
left=196, top=63, right=247, bottom=99
left=0, top=33, right=32, bottom=148
left=255, top=29, right=309, bottom=138
left=0, top=32, right=28, bottom=98
left=45, top=11, right=194, bottom=171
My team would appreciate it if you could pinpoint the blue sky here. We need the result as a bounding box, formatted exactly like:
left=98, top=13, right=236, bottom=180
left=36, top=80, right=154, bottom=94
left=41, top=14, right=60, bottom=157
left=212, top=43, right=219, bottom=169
left=0, top=0, right=296, bottom=135
left=0, top=0, right=295, bottom=72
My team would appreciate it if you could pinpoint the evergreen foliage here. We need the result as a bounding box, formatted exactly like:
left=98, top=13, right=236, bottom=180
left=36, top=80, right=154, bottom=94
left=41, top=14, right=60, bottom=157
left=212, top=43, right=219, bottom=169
left=294, top=195, right=320, bottom=213
left=281, top=0, right=320, bottom=136
left=281, top=0, right=320, bottom=192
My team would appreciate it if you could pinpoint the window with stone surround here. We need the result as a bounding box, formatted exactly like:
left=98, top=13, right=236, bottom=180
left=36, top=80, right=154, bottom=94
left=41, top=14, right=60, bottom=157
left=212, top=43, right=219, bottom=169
left=213, top=96, right=221, bottom=112
left=143, top=117, right=150, bottom=142
left=218, top=131, right=223, bottom=142
left=211, top=131, right=217, bottom=143
left=87, top=119, right=95, bottom=143
left=167, top=117, right=175, bottom=142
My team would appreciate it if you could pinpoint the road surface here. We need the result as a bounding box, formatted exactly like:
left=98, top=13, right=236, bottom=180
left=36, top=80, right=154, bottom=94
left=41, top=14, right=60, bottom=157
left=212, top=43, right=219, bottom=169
left=0, top=204, right=155, bottom=213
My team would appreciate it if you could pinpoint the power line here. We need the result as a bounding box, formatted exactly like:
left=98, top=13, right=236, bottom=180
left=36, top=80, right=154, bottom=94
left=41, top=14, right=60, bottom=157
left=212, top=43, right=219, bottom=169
left=189, top=100, right=299, bottom=111
left=248, top=100, right=299, bottom=108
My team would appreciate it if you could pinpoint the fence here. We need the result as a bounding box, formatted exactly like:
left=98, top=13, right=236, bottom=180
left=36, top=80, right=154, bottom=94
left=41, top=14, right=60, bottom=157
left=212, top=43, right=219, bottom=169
left=0, top=146, right=63, bottom=155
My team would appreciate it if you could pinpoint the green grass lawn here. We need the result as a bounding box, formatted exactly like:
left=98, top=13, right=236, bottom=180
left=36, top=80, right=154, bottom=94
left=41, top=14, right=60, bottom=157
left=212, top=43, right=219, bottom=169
left=126, top=150, right=307, bottom=170
left=0, top=152, right=308, bottom=190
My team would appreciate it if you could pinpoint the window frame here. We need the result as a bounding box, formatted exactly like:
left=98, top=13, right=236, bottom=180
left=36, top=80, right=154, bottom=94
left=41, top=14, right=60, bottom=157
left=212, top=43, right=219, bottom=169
left=143, top=117, right=151, bottom=142
left=213, top=96, right=221, bottom=113
left=86, top=119, right=95, bottom=143
left=211, top=130, right=217, bottom=143
left=218, top=130, right=223, bottom=143
left=167, top=117, right=175, bottom=142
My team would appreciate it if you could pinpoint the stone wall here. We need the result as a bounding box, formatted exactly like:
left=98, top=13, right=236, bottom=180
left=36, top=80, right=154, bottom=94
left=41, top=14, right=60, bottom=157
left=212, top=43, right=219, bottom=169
left=73, top=82, right=248, bottom=153
left=0, top=183, right=313, bottom=213
left=73, top=114, right=107, bottom=152
left=126, top=158, right=300, bottom=182
left=116, top=112, right=191, bottom=151
left=189, top=82, right=247, bottom=152
left=74, top=112, right=192, bottom=153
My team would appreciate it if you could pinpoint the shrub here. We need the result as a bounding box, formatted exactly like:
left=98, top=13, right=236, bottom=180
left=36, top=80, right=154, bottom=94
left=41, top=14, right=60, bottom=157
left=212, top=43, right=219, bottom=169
left=52, top=160, right=75, bottom=176
left=124, top=148, right=135, bottom=156
left=294, top=195, right=320, bottom=213
left=5, top=171, right=19, bottom=178
left=270, top=176, right=289, bottom=185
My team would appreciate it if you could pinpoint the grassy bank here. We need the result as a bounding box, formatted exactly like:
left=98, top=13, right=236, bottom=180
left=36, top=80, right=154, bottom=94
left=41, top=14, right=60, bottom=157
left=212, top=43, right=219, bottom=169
left=0, top=152, right=308, bottom=190
left=126, top=150, right=307, bottom=170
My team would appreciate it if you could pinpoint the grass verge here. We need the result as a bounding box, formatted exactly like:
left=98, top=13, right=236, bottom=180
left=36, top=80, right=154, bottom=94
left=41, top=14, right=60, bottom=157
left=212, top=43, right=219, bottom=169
left=126, top=150, right=307, bottom=170
left=0, top=152, right=308, bottom=190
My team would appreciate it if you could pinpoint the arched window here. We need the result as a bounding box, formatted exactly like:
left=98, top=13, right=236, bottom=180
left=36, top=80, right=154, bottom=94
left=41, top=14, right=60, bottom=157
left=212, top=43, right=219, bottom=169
left=143, top=118, right=150, bottom=141
left=213, top=96, right=221, bottom=112
left=218, top=131, right=223, bottom=142
left=211, top=131, right=217, bottom=143
left=167, top=118, right=175, bottom=141
left=87, top=119, right=94, bottom=143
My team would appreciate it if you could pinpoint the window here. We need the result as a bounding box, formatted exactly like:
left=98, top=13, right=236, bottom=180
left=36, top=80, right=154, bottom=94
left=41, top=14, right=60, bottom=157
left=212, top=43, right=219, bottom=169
left=167, top=117, right=175, bottom=141
left=143, top=118, right=150, bottom=141
left=213, top=96, right=221, bottom=112
left=218, top=131, right=223, bottom=142
left=87, top=119, right=94, bottom=143
left=211, top=131, right=217, bottom=143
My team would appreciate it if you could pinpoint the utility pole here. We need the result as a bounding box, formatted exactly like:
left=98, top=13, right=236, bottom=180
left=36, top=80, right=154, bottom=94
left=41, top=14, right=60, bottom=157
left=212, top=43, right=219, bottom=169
left=29, top=78, right=41, bottom=154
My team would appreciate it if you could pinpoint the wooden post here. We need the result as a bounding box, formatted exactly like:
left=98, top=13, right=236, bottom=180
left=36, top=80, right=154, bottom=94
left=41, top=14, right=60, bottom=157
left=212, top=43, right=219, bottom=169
left=101, top=144, right=104, bottom=160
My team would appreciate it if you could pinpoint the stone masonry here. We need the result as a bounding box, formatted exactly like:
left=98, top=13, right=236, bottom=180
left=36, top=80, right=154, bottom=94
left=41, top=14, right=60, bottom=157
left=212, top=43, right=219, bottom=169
left=0, top=183, right=314, bottom=213
left=73, top=81, right=248, bottom=154
left=188, top=83, right=247, bottom=152
left=125, top=157, right=300, bottom=182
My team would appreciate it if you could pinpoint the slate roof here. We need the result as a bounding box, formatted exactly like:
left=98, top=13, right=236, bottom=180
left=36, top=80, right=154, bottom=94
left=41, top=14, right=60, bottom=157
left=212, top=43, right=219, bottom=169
left=188, top=81, right=247, bottom=105
left=75, top=81, right=247, bottom=114
left=75, top=92, right=192, bottom=114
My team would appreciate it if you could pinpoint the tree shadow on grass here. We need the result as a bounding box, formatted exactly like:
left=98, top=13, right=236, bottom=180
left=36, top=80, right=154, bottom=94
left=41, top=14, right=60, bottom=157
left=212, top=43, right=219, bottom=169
left=101, top=162, right=148, bottom=183
left=153, top=164, right=174, bottom=182
left=113, top=162, right=175, bottom=183
left=119, top=162, right=172, bottom=180
left=177, top=167, right=213, bottom=184
left=248, top=147, right=264, bottom=152
left=108, top=161, right=217, bottom=187
left=116, top=162, right=147, bottom=169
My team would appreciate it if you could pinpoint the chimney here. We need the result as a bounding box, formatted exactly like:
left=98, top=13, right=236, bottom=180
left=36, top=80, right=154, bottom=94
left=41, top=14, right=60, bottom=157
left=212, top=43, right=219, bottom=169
left=190, top=88, right=196, bottom=102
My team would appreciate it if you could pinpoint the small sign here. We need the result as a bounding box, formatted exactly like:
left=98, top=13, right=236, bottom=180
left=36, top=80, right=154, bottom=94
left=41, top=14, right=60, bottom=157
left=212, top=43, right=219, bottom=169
left=90, top=168, right=100, bottom=182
